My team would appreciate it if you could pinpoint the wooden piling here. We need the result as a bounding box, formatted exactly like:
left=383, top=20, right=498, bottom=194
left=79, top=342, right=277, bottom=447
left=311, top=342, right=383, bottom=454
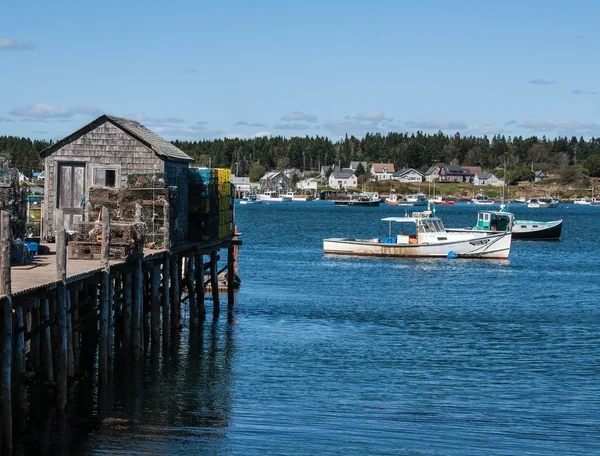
left=194, top=252, right=205, bottom=320
left=66, top=290, right=74, bottom=378
left=122, top=269, right=133, bottom=362
left=161, top=255, right=170, bottom=351
left=187, top=255, right=197, bottom=326
left=227, top=245, right=235, bottom=308
left=210, top=251, right=220, bottom=316
left=132, top=258, right=143, bottom=362
left=70, top=287, right=80, bottom=376
left=1, top=210, right=13, bottom=453
left=14, top=304, right=27, bottom=430
left=55, top=210, right=69, bottom=410
left=151, top=262, right=161, bottom=346
left=30, top=298, right=40, bottom=372
left=170, top=255, right=180, bottom=329
left=39, top=298, right=53, bottom=382
left=99, top=207, right=110, bottom=386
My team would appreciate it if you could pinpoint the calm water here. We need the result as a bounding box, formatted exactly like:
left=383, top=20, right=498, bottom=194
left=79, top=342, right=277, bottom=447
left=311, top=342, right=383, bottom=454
left=69, top=202, right=600, bottom=454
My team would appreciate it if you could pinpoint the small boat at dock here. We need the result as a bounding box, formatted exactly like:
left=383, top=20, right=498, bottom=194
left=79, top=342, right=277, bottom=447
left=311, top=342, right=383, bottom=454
left=258, top=190, right=293, bottom=202
left=333, top=192, right=381, bottom=207
left=239, top=194, right=263, bottom=205
left=527, top=197, right=559, bottom=208
left=472, top=194, right=494, bottom=205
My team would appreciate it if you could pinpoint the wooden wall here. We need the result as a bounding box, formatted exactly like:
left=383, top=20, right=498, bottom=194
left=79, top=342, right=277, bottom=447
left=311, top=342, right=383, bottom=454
left=43, top=121, right=166, bottom=237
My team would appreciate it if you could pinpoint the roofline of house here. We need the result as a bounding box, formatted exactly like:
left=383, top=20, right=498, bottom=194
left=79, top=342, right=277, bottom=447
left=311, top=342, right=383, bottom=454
left=40, top=114, right=194, bottom=163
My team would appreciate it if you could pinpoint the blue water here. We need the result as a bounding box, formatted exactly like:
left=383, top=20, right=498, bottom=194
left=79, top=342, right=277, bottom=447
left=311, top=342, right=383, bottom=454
left=78, top=202, right=600, bottom=455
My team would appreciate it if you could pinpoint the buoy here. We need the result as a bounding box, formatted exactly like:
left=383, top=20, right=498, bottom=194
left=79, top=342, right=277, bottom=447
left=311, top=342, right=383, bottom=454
left=447, top=250, right=459, bottom=259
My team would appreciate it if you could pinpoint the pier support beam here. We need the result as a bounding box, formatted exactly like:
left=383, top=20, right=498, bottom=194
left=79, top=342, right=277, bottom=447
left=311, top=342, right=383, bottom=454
left=170, top=254, right=180, bottom=330
left=55, top=210, right=69, bottom=411
left=122, top=269, right=133, bottom=362
left=99, top=207, right=110, bottom=387
left=187, top=255, right=197, bottom=327
left=151, top=262, right=161, bottom=347
left=132, top=258, right=144, bottom=363
left=161, top=255, right=170, bottom=352
left=210, top=251, right=220, bottom=317
left=227, top=245, right=235, bottom=309
left=194, top=252, right=205, bottom=321
left=0, top=210, right=13, bottom=454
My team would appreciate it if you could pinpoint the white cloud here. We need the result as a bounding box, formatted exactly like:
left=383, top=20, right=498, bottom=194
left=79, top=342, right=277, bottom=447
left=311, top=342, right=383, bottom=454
left=131, top=114, right=185, bottom=125
left=0, top=37, right=35, bottom=51
left=351, top=111, right=391, bottom=122
left=405, top=120, right=467, bottom=130
left=528, top=78, right=558, bottom=85
left=224, top=133, right=247, bottom=139
left=253, top=131, right=272, bottom=137
left=236, top=120, right=268, bottom=128
left=518, top=120, right=600, bottom=136
left=281, top=112, right=318, bottom=122
left=273, top=122, right=312, bottom=130
left=10, top=104, right=102, bottom=121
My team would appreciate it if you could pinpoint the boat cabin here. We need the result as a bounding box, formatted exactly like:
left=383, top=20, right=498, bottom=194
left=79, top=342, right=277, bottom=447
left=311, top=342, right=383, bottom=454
left=473, top=211, right=513, bottom=232
left=380, top=215, right=447, bottom=244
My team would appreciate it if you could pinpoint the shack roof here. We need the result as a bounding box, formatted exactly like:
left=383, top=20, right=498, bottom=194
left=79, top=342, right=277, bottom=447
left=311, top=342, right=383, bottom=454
left=40, top=114, right=194, bottom=163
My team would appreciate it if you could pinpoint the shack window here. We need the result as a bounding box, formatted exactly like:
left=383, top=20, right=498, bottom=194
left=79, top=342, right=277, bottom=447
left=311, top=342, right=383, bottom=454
left=90, top=165, right=121, bottom=188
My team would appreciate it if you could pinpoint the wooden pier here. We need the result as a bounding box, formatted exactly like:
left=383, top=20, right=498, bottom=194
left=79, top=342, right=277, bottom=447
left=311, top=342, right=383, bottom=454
left=0, top=207, right=240, bottom=455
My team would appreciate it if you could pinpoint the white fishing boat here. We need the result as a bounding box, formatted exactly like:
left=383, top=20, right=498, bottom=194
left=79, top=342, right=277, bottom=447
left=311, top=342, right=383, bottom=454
left=323, top=211, right=512, bottom=259
left=527, top=197, right=559, bottom=208
left=472, top=194, right=495, bottom=205
left=258, top=190, right=293, bottom=202
left=573, top=198, right=591, bottom=205
left=400, top=193, right=428, bottom=206
left=385, top=194, right=400, bottom=205
left=239, top=194, right=263, bottom=205
left=284, top=191, right=313, bottom=202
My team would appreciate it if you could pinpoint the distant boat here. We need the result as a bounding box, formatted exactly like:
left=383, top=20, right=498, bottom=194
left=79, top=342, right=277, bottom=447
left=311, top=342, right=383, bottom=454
left=334, top=192, right=380, bottom=207
left=258, top=190, right=293, bottom=202
left=284, top=191, right=313, bottom=202
left=385, top=194, right=399, bottom=205
left=472, top=194, right=495, bottom=205
left=527, top=197, right=559, bottom=208
left=449, top=207, right=562, bottom=241
left=323, top=212, right=512, bottom=259
left=398, top=193, right=428, bottom=207
left=428, top=195, right=455, bottom=206
left=240, top=194, right=263, bottom=205
left=573, top=198, right=591, bottom=205
left=513, top=197, right=527, bottom=204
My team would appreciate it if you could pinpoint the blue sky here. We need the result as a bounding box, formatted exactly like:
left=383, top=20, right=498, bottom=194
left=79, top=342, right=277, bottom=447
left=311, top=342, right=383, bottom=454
left=1, top=0, right=599, bottom=141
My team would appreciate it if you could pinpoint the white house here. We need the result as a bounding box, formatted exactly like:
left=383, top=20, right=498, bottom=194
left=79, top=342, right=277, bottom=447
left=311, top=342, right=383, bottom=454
left=534, top=170, right=548, bottom=182
left=371, top=163, right=395, bottom=181
left=424, top=165, right=441, bottom=183
left=231, top=175, right=251, bottom=194
left=329, top=170, right=358, bottom=189
left=392, top=168, right=423, bottom=183
left=296, top=177, right=320, bottom=191
left=473, top=172, right=505, bottom=186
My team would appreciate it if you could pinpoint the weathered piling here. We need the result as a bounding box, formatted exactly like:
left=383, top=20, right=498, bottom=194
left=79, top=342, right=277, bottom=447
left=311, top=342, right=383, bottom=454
left=227, top=245, right=235, bottom=307
left=1, top=210, right=13, bottom=453
left=99, top=207, right=111, bottom=386
left=132, top=258, right=143, bottom=362
left=194, top=252, right=205, bottom=320
left=122, top=269, right=133, bottom=362
left=55, top=210, right=68, bottom=410
left=187, top=255, right=197, bottom=326
left=151, top=262, right=161, bottom=346
left=170, top=254, right=180, bottom=330
left=210, top=251, right=220, bottom=317
left=161, top=256, right=170, bottom=352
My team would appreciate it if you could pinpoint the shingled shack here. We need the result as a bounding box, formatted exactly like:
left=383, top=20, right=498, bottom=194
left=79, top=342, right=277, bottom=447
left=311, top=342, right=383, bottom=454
left=40, top=114, right=194, bottom=243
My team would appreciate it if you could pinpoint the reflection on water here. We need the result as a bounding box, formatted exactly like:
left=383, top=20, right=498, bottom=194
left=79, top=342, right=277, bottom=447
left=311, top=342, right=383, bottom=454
left=16, top=313, right=237, bottom=455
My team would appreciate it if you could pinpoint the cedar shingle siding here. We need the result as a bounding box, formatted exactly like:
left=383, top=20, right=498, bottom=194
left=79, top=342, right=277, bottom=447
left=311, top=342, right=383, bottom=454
left=41, top=115, right=193, bottom=242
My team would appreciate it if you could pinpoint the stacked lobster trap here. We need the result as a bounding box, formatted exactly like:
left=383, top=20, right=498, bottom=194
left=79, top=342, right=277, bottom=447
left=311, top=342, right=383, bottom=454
left=68, top=172, right=173, bottom=260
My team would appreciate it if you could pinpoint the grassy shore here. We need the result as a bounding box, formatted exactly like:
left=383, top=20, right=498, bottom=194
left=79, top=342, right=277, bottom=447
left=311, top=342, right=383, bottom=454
left=349, top=179, right=599, bottom=201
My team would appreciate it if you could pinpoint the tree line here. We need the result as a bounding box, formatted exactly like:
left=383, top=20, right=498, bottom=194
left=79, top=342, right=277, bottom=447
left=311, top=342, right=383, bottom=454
left=2, top=132, right=600, bottom=184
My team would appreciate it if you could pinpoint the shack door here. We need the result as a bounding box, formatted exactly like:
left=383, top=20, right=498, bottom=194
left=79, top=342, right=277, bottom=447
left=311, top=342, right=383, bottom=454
left=57, top=162, right=86, bottom=231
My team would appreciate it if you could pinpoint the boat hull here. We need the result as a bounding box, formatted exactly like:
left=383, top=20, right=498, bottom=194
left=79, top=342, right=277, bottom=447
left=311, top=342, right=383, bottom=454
left=333, top=200, right=380, bottom=207
left=323, top=232, right=511, bottom=259
left=512, top=219, right=562, bottom=240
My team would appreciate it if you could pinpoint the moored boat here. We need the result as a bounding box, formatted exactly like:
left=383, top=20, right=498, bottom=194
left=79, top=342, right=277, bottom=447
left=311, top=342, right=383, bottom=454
left=527, top=197, right=559, bottom=208
left=397, top=192, right=428, bottom=207
left=449, top=207, right=562, bottom=240
left=258, top=190, right=293, bottom=202
left=428, top=195, right=455, bottom=206
left=334, top=192, right=380, bottom=207
left=385, top=194, right=399, bottom=205
left=239, top=194, right=263, bottom=205
left=472, top=194, right=495, bottom=205
left=323, top=211, right=512, bottom=259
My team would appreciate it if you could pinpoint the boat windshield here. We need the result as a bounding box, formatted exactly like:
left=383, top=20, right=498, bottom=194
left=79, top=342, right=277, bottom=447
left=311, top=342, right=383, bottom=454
left=418, top=219, right=445, bottom=233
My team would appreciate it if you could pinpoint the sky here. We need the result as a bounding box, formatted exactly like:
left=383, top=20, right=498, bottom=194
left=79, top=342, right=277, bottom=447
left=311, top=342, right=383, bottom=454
left=1, top=0, right=599, bottom=142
